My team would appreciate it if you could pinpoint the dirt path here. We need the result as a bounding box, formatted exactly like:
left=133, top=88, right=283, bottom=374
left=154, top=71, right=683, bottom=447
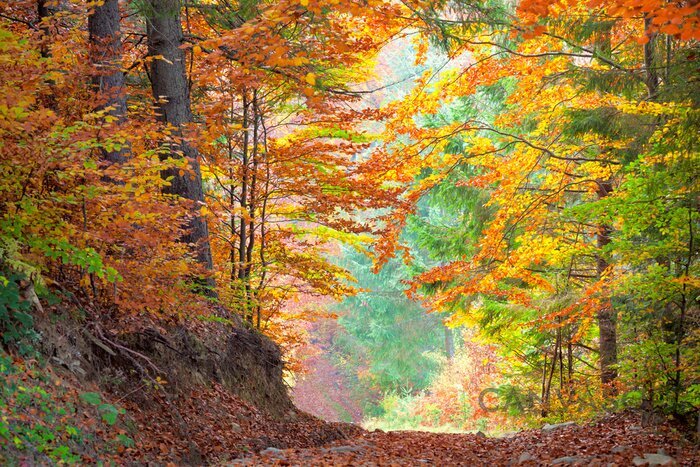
left=232, top=412, right=699, bottom=466
left=291, top=319, right=365, bottom=424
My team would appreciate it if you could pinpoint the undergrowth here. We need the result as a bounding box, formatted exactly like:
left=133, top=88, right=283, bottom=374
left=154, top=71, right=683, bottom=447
left=0, top=351, right=134, bottom=464
left=0, top=272, right=134, bottom=464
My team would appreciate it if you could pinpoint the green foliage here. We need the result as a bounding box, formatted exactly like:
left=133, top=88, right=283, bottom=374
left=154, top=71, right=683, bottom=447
left=0, top=204, right=121, bottom=320
left=79, top=392, right=102, bottom=406
left=0, top=353, right=131, bottom=464
left=331, top=247, right=443, bottom=404
left=0, top=273, right=39, bottom=356
left=80, top=392, right=125, bottom=426
left=365, top=392, right=424, bottom=431
left=407, top=166, right=491, bottom=264
left=307, top=126, right=373, bottom=143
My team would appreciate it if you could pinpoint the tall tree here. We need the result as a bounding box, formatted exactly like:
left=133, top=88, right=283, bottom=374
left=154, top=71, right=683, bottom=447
left=144, top=0, right=214, bottom=277
left=595, top=181, right=617, bottom=391
left=88, top=0, right=127, bottom=164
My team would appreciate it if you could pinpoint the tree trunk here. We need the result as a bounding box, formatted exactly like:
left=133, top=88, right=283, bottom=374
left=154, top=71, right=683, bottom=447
left=145, top=0, right=214, bottom=278
left=246, top=90, right=259, bottom=327
left=596, top=181, right=618, bottom=394
left=444, top=326, right=455, bottom=361
left=643, top=15, right=659, bottom=100
left=37, top=0, right=54, bottom=58
left=238, top=91, right=250, bottom=322
left=255, top=120, right=271, bottom=329
left=89, top=0, right=127, bottom=164
left=567, top=330, right=573, bottom=390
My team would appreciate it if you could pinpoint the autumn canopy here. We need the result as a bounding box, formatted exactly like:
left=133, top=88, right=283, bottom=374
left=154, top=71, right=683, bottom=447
left=0, top=0, right=698, bottom=463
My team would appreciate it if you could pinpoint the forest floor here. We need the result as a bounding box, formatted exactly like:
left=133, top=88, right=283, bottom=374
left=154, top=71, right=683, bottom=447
left=119, top=348, right=699, bottom=465
left=228, top=411, right=699, bottom=466
left=3, top=347, right=698, bottom=465
left=3, top=315, right=697, bottom=465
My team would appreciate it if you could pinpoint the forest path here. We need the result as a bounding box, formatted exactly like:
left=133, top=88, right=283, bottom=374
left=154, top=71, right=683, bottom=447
left=231, top=412, right=698, bottom=465
left=291, top=318, right=366, bottom=424
left=292, top=351, right=364, bottom=424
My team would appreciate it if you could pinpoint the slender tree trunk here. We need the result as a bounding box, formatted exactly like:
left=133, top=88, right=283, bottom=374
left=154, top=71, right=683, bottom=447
left=567, top=328, right=573, bottom=390
left=596, top=181, right=618, bottom=394
left=541, top=352, right=547, bottom=415
left=255, top=116, right=271, bottom=329
left=558, top=327, right=564, bottom=391
left=543, top=336, right=560, bottom=416
left=37, top=0, right=50, bottom=20
left=89, top=0, right=127, bottom=164
left=245, top=90, right=261, bottom=326
left=444, top=326, right=455, bottom=361
left=592, top=24, right=619, bottom=397
left=228, top=108, right=238, bottom=283
left=644, top=15, right=659, bottom=100
left=37, top=0, right=60, bottom=105
left=238, top=91, right=250, bottom=322
left=37, top=0, right=54, bottom=58
left=145, top=0, right=215, bottom=281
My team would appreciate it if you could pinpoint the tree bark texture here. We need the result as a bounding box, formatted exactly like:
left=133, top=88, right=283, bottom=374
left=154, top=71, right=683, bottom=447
left=145, top=0, right=214, bottom=273
left=89, top=0, right=127, bottom=164
left=596, top=181, right=618, bottom=393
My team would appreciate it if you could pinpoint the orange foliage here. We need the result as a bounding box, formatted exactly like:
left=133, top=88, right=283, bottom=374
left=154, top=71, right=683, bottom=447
left=519, top=0, right=700, bottom=40
left=0, top=0, right=411, bottom=348
left=0, top=3, right=205, bottom=321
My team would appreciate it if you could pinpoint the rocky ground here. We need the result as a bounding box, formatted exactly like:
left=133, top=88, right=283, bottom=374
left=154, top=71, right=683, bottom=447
left=228, top=412, right=698, bottom=466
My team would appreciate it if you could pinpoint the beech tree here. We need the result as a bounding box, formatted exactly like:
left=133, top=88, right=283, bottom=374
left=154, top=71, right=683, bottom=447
left=145, top=0, right=214, bottom=275
left=88, top=0, right=127, bottom=164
